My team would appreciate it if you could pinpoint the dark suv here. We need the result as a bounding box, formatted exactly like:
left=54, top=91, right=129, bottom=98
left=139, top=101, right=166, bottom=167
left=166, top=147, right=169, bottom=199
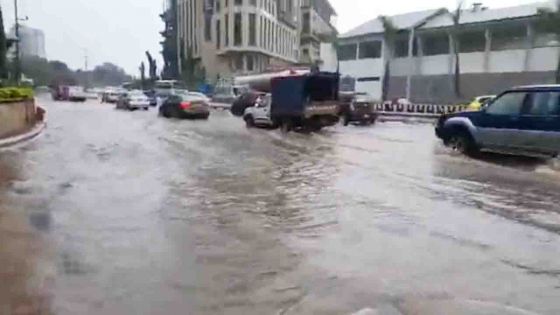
left=436, top=85, right=560, bottom=157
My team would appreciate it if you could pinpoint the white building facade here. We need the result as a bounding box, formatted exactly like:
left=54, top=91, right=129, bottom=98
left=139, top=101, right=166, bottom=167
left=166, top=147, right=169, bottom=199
left=338, top=2, right=560, bottom=103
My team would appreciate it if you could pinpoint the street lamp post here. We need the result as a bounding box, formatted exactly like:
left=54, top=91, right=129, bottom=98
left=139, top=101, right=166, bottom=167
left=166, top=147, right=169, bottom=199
left=13, top=0, right=20, bottom=83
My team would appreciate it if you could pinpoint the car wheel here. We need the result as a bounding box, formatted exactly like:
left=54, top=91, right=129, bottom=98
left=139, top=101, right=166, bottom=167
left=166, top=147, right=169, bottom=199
left=244, top=116, right=255, bottom=128
left=449, top=132, right=477, bottom=155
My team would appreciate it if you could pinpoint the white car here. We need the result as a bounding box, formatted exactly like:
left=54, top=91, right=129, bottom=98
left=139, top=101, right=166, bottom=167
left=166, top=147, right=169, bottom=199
left=126, top=90, right=150, bottom=110
left=243, top=94, right=276, bottom=128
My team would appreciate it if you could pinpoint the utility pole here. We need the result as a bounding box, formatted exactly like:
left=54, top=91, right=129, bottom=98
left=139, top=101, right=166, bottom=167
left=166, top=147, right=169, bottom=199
left=14, top=0, right=20, bottom=83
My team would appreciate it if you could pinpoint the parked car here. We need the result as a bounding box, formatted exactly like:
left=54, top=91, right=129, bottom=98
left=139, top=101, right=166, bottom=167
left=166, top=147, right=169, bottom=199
left=159, top=92, right=210, bottom=119
left=243, top=94, right=277, bottom=129
left=341, top=92, right=378, bottom=126
left=115, top=90, right=150, bottom=111
left=436, top=85, right=560, bottom=157
left=465, top=95, right=496, bottom=111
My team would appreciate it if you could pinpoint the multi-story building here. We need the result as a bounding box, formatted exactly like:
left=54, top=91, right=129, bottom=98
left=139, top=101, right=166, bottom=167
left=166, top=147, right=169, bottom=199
left=177, top=0, right=302, bottom=81
left=338, top=1, right=560, bottom=103
left=299, top=0, right=337, bottom=65
left=174, top=0, right=336, bottom=82
left=10, top=25, right=46, bottom=59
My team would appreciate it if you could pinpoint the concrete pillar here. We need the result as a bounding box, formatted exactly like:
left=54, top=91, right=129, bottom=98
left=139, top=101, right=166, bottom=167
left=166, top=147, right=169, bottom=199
left=448, top=32, right=455, bottom=76
left=406, top=28, right=415, bottom=101
left=524, top=22, right=534, bottom=72
left=484, top=28, right=491, bottom=73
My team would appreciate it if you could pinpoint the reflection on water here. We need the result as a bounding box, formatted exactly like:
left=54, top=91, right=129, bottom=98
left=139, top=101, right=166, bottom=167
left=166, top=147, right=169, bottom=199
left=0, top=152, right=53, bottom=314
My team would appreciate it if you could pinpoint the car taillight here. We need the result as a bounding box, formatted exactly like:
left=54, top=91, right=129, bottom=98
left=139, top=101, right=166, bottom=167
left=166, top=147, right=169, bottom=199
left=180, top=102, right=191, bottom=109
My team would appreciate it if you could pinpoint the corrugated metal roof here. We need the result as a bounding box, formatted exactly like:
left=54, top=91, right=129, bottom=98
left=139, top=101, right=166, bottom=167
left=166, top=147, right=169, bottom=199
left=421, top=2, right=554, bottom=29
left=340, top=9, right=442, bottom=38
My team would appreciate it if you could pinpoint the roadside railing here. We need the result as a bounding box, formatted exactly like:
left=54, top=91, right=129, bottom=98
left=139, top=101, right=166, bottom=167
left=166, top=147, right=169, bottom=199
left=373, top=102, right=468, bottom=118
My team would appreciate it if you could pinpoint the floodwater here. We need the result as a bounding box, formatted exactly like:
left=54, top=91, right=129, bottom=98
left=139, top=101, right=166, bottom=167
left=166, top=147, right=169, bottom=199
left=1, top=96, right=560, bottom=315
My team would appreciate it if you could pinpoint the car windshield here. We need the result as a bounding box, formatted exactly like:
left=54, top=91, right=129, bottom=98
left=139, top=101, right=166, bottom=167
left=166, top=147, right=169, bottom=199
left=4, top=1, right=560, bottom=315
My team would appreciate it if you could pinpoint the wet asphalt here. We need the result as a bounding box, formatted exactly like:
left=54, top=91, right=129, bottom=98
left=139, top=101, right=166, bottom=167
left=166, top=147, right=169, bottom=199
left=1, top=96, right=560, bottom=315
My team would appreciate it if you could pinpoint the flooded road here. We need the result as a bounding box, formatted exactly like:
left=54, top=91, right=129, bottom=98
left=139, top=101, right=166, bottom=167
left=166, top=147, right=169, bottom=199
left=1, top=96, right=560, bottom=314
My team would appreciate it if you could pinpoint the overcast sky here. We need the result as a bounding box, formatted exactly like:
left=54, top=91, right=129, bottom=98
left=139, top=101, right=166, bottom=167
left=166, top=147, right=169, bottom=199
left=0, top=0, right=543, bottom=75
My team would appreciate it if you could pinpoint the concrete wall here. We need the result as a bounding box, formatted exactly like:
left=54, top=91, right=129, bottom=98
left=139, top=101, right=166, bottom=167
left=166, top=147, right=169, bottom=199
left=388, top=71, right=557, bottom=104
left=0, top=100, right=36, bottom=139
left=340, top=58, right=384, bottom=100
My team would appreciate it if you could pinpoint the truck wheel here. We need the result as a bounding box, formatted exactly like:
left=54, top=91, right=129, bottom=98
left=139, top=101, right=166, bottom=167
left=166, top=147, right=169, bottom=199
left=449, top=131, right=478, bottom=155
left=244, top=116, right=255, bottom=128
left=280, top=119, right=292, bottom=133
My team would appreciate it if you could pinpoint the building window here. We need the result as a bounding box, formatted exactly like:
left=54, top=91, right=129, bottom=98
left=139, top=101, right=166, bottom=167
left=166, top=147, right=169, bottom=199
left=338, top=44, right=357, bottom=61
left=247, top=55, right=254, bottom=71
left=359, top=41, right=382, bottom=59
left=491, top=23, right=527, bottom=51
left=216, top=20, right=221, bottom=49
left=423, top=32, right=449, bottom=56
left=357, top=77, right=380, bottom=82
left=235, top=55, right=243, bottom=70
left=303, top=12, right=310, bottom=34
left=225, top=14, right=230, bottom=46
left=458, top=30, right=486, bottom=53
left=249, top=14, right=256, bottom=46
left=225, top=0, right=228, bottom=7
left=393, top=37, right=419, bottom=58
left=234, top=13, right=242, bottom=46
left=216, top=0, right=221, bottom=13
left=205, top=15, right=212, bottom=41
left=235, top=0, right=242, bottom=5
left=250, top=0, right=256, bottom=6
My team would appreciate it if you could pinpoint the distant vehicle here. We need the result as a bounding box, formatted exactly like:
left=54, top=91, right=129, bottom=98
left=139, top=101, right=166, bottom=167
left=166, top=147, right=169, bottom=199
left=143, top=90, right=158, bottom=106
left=465, top=95, right=496, bottom=111
left=231, top=91, right=265, bottom=117
left=159, top=91, right=210, bottom=119
left=51, top=85, right=87, bottom=102
left=187, top=92, right=211, bottom=103
left=102, top=88, right=125, bottom=103
left=436, top=85, right=560, bottom=157
left=116, top=90, right=150, bottom=111
left=270, top=72, right=340, bottom=132
left=340, top=92, right=378, bottom=126
left=243, top=94, right=276, bottom=128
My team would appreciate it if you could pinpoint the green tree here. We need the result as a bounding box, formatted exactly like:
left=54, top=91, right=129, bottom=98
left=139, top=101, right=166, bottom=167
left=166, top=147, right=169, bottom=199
left=0, top=5, right=7, bottom=80
left=536, top=6, right=560, bottom=83
left=380, top=16, right=398, bottom=101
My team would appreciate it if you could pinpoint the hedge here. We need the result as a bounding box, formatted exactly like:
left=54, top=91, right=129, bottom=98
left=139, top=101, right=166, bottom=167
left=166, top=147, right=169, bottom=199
left=0, top=87, right=34, bottom=103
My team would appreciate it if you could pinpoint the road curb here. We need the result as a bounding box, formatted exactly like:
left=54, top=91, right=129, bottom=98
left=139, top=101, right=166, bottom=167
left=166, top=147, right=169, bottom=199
left=0, top=121, right=47, bottom=149
left=209, top=102, right=231, bottom=110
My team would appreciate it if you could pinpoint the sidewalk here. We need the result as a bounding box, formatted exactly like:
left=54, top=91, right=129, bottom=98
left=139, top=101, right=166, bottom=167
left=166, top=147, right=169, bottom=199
left=0, top=121, right=46, bottom=149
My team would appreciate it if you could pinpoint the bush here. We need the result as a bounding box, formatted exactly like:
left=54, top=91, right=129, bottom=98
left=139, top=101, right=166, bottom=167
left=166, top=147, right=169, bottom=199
left=0, top=87, right=34, bottom=103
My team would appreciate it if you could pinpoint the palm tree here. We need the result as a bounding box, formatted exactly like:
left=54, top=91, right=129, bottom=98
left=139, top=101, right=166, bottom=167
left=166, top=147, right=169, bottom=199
left=380, top=16, right=398, bottom=101
left=450, top=1, right=464, bottom=99
left=536, top=6, right=560, bottom=83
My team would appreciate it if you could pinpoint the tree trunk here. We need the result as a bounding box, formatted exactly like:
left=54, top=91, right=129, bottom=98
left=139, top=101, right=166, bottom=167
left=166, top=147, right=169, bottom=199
left=382, top=59, right=391, bottom=101
left=454, top=51, right=461, bottom=99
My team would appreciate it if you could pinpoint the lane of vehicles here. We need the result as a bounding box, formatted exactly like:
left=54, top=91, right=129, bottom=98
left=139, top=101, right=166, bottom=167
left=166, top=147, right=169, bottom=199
left=436, top=85, right=560, bottom=158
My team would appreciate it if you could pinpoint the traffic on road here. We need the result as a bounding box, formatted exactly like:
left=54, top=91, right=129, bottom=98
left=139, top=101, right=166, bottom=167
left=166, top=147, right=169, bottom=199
left=1, top=93, right=560, bottom=314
